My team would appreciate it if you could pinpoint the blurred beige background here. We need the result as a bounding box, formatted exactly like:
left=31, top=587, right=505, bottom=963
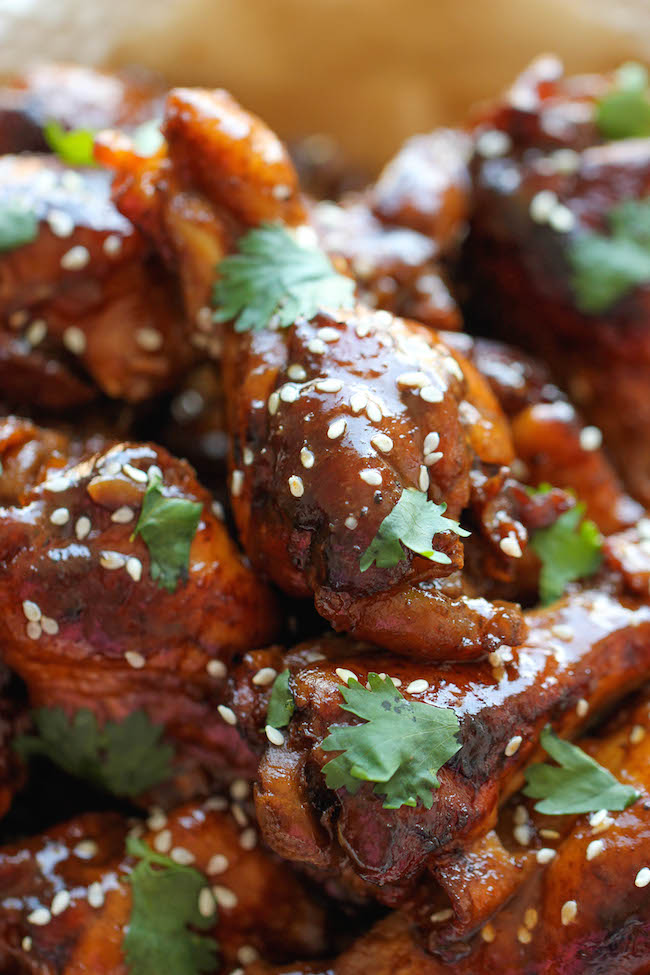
left=1, top=0, right=649, bottom=170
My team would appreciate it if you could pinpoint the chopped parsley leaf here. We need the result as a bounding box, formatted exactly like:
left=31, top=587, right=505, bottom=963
left=266, top=670, right=295, bottom=729
left=132, top=472, right=203, bottom=593
left=529, top=501, right=602, bottom=604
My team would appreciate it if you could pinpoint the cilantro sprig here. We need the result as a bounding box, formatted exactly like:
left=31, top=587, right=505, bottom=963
left=44, top=120, right=97, bottom=167
left=124, top=835, right=218, bottom=975
left=212, top=222, right=355, bottom=333
left=0, top=202, right=38, bottom=252
left=360, top=487, right=470, bottom=572
left=595, top=62, right=650, bottom=140
left=322, top=673, right=461, bottom=810
left=568, top=197, right=650, bottom=313
left=266, top=670, right=295, bottom=729
left=523, top=726, right=640, bottom=815
left=529, top=501, right=602, bottom=604
left=132, top=472, right=203, bottom=593
left=14, top=708, right=174, bottom=796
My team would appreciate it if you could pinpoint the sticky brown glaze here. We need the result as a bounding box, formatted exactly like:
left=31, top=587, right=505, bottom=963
left=0, top=154, right=191, bottom=409
left=0, top=416, right=71, bottom=505
left=0, top=798, right=332, bottom=973
left=0, top=62, right=164, bottom=155
left=0, top=439, right=279, bottom=804
left=228, top=556, right=650, bottom=895
left=0, top=667, right=27, bottom=822
left=466, top=58, right=650, bottom=506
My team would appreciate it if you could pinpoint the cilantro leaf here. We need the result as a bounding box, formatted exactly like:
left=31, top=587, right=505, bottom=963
left=0, top=202, right=38, bottom=252
left=212, top=222, right=355, bottom=333
left=523, top=726, right=640, bottom=815
left=322, top=673, right=461, bottom=809
left=529, top=503, right=602, bottom=604
left=44, top=120, right=97, bottom=167
left=266, top=670, right=295, bottom=729
left=595, top=62, right=650, bottom=140
left=13, top=708, right=174, bottom=796
left=133, top=472, right=203, bottom=593
left=124, top=835, right=217, bottom=975
left=360, top=487, right=470, bottom=573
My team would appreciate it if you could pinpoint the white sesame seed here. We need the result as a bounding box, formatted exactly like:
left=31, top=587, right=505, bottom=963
left=576, top=698, right=589, bottom=718
left=425, top=451, right=443, bottom=466
left=240, top=447, right=253, bottom=466
left=62, top=325, right=87, bottom=356
left=86, top=881, right=103, bottom=909
left=265, top=724, right=285, bottom=745
left=103, top=233, right=122, bottom=256
left=22, top=936, right=32, bottom=951
left=561, top=901, right=577, bottom=925
left=51, top=890, right=70, bottom=916
left=512, top=804, right=528, bottom=825
left=371, top=433, right=393, bottom=454
left=122, top=463, right=147, bottom=483
left=317, top=326, right=340, bottom=342
left=289, top=475, right=304, bottom=497
left=421, top=385, right=444, bottom=403
left=237, top=946, right=260, bottom=965
left=548, top=203, right=575, bottom=233
left=170, top=847, right=195, bottom=865
left=27, top=907, right=51, bottom=926
left=359, top=469, right=382, bottom=486
left=406, top=679, right=429, bottom=694
left=424, top=432, right=440, bottom=453
left=26, top=622, right=42, bottom=640
left=26, top=319, right=47, bottom=345
left=111, top=506, right=134, bottom=524
left=505, top=735, right=523, bottom=756
left=287, top=364, right=307, bottom=381
left=280, top=383, right=299, bottom=403
left=513, top=823, right=532, bottom=846
left=147, top=809, right=168, bottom=831
left=517, top=926, right=532, bottom=944
left=252, top=667, right=277, bottom=687
left=22, top=600, right=41, bottom=622
left=100, top=551, right=126, bottom=570
left=218, top=705, right=237, bottom=726
left=476, top=129, right=511, bottom=158
left=389, top=677, right=402, bottom=687
left=135, top=327, right=163, bottom=352
left=268, top=391, right=280, bottom=414
left=43, top=475, right=71, bottom=492
left=207, top=853, right=229, bottom=874
left=239, top=828, right=257, bottom=850
left=550, top=148, right=581, bottom=173
left=126, top=557, right=142, bottom=583
left=153, top=829, right=172, bottom=853
left=300, top=447, right=315, bottom=469
left=397, top=371, right=429, bottom=389
left=47, top=209, right=74, bottom=237
left=635, top=867, right=650, bottom=888
left=630, top=724, right=646, bottom=744
left=316, top=378, right=343, bottom=393
left=307, top=338, right=326, bottom=354
left=418, top=465, right=430, bottom=493
left=75, top=516, right=91, bottom=540
left=327, top=417, right=347, bottom=440
left=231, top=470, right=244, bottom=497
left=589, top=809, right=614, bottom=833
left=345, top=515, right=358, bottom=530
left=500, top=536, right=523, bottom=558
left=579, top=426, right=602, bottom=451
left=530, top=190, right=558, bottom=224
left=586, top=839, right=605, bottom=861
left=50, top=507, right=70, bottom=526
left=430, top=908, right=454, bottom=923
left=551, top=624, right=574, bottom=641
left=74, top=839, right=98, bottom=859
left=207, top=660, right=227, bottom=679
left=41, top=616, right=59, bottom=635
left=212, top=885, right=238, bottom=910
left=125, top=651, right=145, bottom=669
left=196, top=887, right=215, bottom=918
left=540, top=829, right=560, bottom=840
left=336, top=668, right=357, bottom=684
left=350, top=391, right=368, bottom=413
left=61, top=245, right=90, bottom=270
left=481, top=923, right=496, bottom=943
left=233, top=804, right=248, bottom=828
left=366, top=401, right=383, bottom=422
left=536, top=847, right=557, bottom=864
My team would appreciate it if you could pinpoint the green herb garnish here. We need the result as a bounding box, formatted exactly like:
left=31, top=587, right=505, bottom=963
left=124, top=835, right=218, bottom=975
left=595, top=62, right=650, bottom=140
left=212, top=222, right=355, bottom=332
left=14, top=708, right=174, bottom=796
left=529, top=502, right=602, bottom=604
left=360, top=487, right=469, bottom=573
left=133, top=472, right=203, bottom=593
left=0, top=202, right=38, bottom=252
left=266, top=670, right=295, bottom=729
left=523, top=726, right=640, bottom=814
left=322, top=673, right=461, bottom=810
left=43, top=120, right=97, bottom=167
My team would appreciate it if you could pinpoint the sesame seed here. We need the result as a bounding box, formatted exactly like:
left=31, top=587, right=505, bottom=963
left=74, top=839, right=98, bottom=859
left=268, top=391, right=280, bottom=414
left=397, top=371, right=429, bottom=388
left=212, top=885, right=238, bottom=909
left=517, top=926, right=532, bottom=944
left=50, top=507, right=70, bottom=526
left=51, top=890, right=70, bottom=916
left=289, top=475, right=304, bottom=497
left=122, top=463, right=147, bottom=483
left=550, top=148, right=581, bottom=173
left=87, top=882, right=104, bottom=908
left=536, top=847, right=557, bottom=864
left=22, top=600, right=41, bottom=622
left=576, top=698, right=589, bottom=718
left=103, top=233, right=122, bottom=256
left=231, top=470, right=244, bottom=497
left=524, top=908, right=538, bottom=930
left=589, top=809, right=614, bottom=833
left=237, top=946, right=260, bottom=965
left=561, top=901, right=577, bottom=925
left=126, top=557, right=142, bottom=582
left=371, top=433, right=393, bottom=453
left=207, top=853, right=229, bottom=874
left=390, top=677, right=402, bottom=687
left=540, top=829, right=561, bottom=840
left=26, top=319, right=47, bottom=345
left=579, top=426, right=602, bottom=451
left=41, top=616, right=59, bottom=635
left=350, top=391, right=368, bottom=413
left=27, top=907, right=51, bottom=926
left=513, top=823, right=532, bottom=846
left=476, top=129, right=511, bottom=158
left=406, top=679, right=429, bottom=694
left=366, top=401, right=383, bottom=422
left=125, top=651, right=145, bottom=669
left=586, top=839, right=604, bottom=861
left=135, top=327, right=163, bottom=352
left=316, top=378, right=343, bottom=393
left=287, top=364, right=307, bottom=381
left=211, top=501, right=225, bottom=521
left=60, top=245, right=90, bottom=270
left=530, top=190, right=558, bottom=223
left=153, top=829, right=172, bottom=853
left=26, top=622, right=42, bottom=640
left=551, top=624, right=574, bottom=641
left=505, top=735, right=523, bottom=757
left=22, top=936, right=32, bottom=951
left=265, top=724, right=285, bottom=745
left=300, top=447, right=315, bottom=468
left=418, top=466, right=430, bottom=493
left=47, top=209, right=74, bottom=237
left=170, top=847, right=195, bottom=865
left=336, top=668, right=357, bottom=684
left=500, top=536, right=522, bottom=558
left=635, top=867, right=650, bottom=888
left=359, top=469, right=382, bottom=485
left=240, top=447, right=253, bottom=467
left=421, top=385, right=444, bottom=403
left=196, top=306, right=212, bottom=330
left=630, top=724, right=646, bottom=744
left=424, top=432, right=440, bottom=453
left=207, top=660, right=227, bottom=679
left=430, top=908, right=454, bottom=923
left=280, top=383, right=299, bottom=403
left=147, top=809, right=168, bottom=831
left=425, top=451, right=443, bottom=466
left=100, top=551, right=126, bottom=570
left=62, top=325, right=87, bottom=355
left=111, top=506, right=134, bottom=524
left=513, top=804, right=528, bottom=825
left=198, top=887, right=215, bottom=918
left=345, top=515, right=358, bottom=530
left=239, top=828, right=257, bottom=850
left=307, top=338, right=326, bottom=354
left=549, top=203, right=575, bottom=233
left=317, top=326, right=340, bottom=342
left=252, top=667, right=277, bottom=686
left=327, top=417, right=347, bottom=439
left=218, top=705, right=237, bottom=726
left=75, top=516, right=91, bottom=540
left=43, top=475, right=71, bottom=492
left=481, top=923, right=496, bottom=942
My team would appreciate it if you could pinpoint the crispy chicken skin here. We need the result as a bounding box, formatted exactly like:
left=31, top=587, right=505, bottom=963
left=0, top=799, right=332, bottom=973
left=466, top=56, right=650, bottom=507
left=0, top=437, right=279, bottom=802
left=0, top=154, right=191, bottom=409
left=0, top=62, right=164, bottom=155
